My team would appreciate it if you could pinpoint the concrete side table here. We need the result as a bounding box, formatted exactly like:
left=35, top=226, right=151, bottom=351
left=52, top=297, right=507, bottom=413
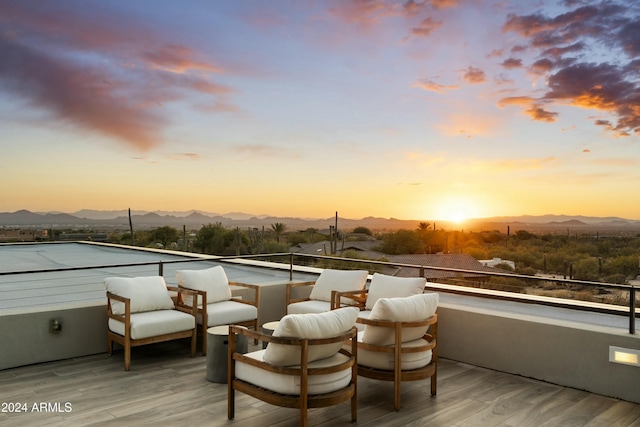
left=206, top=325, right=247, bottom=383
left=261, top=321, right=280, bottom=349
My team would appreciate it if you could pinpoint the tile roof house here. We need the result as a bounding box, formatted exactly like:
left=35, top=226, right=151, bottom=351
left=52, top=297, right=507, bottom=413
left=290, top=240, right=498, bottom=281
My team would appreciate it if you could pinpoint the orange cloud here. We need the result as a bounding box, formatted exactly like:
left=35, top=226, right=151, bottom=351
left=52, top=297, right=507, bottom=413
left=427, top=0, right=460, bottom=9
left=501, top=58, right=523, bottom=69
left=414, top=79, right=459, bottom=93
left=143, top=44, right=224, bottom=74
left=526, top=106, right=558, bottom=122
left=410, top=17, right=442, bottom=37
left=435, top=111, right=501, bottom=137
left=463, top=67, right=486, bottom=84
left=496, top=96, right=536, bottom=107
left=490, top=157, right=557, bottom=172
left=497, top=96, right=558, bottom=122
left=328, top=0, right=397, bottom=26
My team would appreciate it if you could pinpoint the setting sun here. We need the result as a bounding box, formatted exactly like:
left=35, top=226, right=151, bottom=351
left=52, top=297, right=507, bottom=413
left=433, top=196, right=480, bottom=224
left=448, top=210, right=468, bottom=224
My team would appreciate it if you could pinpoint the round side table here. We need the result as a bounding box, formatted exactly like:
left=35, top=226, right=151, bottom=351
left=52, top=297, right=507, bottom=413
left=261, top=321, right=280, bottom=349
left=206, top=325, right=247, bottom=383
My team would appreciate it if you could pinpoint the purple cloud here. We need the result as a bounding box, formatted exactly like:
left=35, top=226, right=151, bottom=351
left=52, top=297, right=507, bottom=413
left=0, top=2, right=237, bottom=151
left=501, top=1, right=640, bottom=136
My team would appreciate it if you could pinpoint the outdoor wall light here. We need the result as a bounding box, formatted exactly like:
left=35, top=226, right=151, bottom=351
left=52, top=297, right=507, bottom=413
left=49, top=318, right=63, bottom=334
left=609, top=346, right=640, bottom=367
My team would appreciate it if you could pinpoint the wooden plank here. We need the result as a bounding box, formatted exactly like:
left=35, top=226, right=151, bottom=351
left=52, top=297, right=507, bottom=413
left=0, top=342, right=638, bottom=426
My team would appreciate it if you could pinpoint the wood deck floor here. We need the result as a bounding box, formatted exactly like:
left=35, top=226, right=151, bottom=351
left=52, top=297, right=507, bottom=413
left=1, top=340, right=639, bottom=427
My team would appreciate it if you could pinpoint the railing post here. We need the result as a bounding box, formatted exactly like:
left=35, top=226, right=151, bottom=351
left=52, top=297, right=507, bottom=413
left=159, top=260, right=164, bottom=277
left=420, top=266, right=424, bottom=278
left=289, top=253, right=293, bottom=281
left=630, top=286, right=636, bottom=335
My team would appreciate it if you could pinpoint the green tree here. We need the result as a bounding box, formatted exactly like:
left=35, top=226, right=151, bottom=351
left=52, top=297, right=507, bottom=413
left=151, top=226, right=179, bottom=248
left=376, top=229, right=423, bottom=254
left=353, top=226, right=372, bottom=236
left=195, top=223, right=229, bottom=254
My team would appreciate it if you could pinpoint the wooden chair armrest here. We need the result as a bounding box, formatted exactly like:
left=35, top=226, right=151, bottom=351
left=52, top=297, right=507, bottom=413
left=172, top=286, right=199, bottom=316
left=229, top=326, right=357, bottom=375
left=106, top=291, right=128, bottom=304
left=357, top=314, right=437, bottom=328
left=285, top=280, right=316, bottom=306
left=228, top=281, right=260, bottom=307
left=106, top=291, right=131, bottom=323
left=177, top=285, right=207, bottom=308
left=331, top=289, right=368, bottom=310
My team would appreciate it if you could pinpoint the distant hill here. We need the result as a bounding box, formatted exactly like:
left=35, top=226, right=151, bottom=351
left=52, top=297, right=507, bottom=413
left=1, top=210, right=640, bottom=233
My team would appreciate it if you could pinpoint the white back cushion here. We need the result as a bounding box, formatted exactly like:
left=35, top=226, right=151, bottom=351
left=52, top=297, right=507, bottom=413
left=105, top=276, right=175, bottom=315
left=362, top=293, right=438, bottom=346
left=308, top=269, right=368, bottom=302
left=176, top=265, right=232, bottom=303
left=365, top=273, right=426, bottom=310
left=263, top=307, right=359, bottom=367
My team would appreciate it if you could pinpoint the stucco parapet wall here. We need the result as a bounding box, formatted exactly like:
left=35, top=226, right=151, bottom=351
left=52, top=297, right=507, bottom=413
left=436, top=297, right=639, bottom=404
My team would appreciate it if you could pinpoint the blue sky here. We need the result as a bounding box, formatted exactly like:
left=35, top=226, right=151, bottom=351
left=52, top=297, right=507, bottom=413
left=1, top=0, right=639, bottom=221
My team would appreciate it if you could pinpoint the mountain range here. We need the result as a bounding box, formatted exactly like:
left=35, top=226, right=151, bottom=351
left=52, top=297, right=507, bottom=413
left=1, top=210, right=640, bottom=233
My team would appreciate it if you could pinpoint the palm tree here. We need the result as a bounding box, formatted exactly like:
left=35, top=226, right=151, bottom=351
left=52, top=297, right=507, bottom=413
left=271, top=222, right=287, bottom=243
left=417, top=222, right=431, bottom=232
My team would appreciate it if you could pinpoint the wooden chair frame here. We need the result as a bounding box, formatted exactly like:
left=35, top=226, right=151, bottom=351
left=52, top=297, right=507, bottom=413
left=178, top=281, right=260, bottom=355
left=228, top=325, right=358, bottom=427
left=356, top=314, right=437, bottom=411
left=330, top=288, right=368, bottom=311
left=285, top=281, right=364, bottom=313
left=106, top=286, right=198, bottom=371
left=285, top=280, right=317, bottom=309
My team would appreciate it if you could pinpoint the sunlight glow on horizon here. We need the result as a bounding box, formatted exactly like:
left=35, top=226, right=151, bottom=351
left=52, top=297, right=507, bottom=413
left=1, top=1, right=639, bottom=221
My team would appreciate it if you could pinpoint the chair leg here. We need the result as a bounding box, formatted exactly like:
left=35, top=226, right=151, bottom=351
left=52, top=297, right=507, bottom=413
left=394, top=367, right=402, bottom=411
left=227, top=384, right=235, bottom=419
left=202, top=324, right=207, bottom=356
left=300, top=406, right=307, bottom=427
left=190, top=328, right=197, bottom=357
left=351, top=389, right=357, bottom=422
left=124, top=341, right=131, bottom=371
left=431, top=369, right=437, bottom=396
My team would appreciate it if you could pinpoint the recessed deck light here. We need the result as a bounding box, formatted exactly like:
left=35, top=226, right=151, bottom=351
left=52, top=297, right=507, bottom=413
left=609, top=346, right=640, bottom=367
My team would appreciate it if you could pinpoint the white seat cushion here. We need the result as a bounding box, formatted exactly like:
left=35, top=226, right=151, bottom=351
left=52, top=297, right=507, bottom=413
left=365, top=273, right=426, bottom=310
left=287, top=300, right=333, bottom=314
left=105, top=276, right=175, bottom=315
left=264, top=307, right=359, bottom=366
left=201, top=300, right=257, bottom=326
left=308, top=269, right=368, bottom=303
left=236, top=349, right=352, bottom=395
left=362, top=293, right=439, bottom=346
left=108, top=310, right=195, bottom=340
left=176, top=266, right=232, bottom=303
left=357, top=331, right=432, bottom=371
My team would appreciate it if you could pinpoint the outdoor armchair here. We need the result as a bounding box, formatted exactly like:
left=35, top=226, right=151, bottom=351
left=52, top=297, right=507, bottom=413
left=333, top=273, right=426, bottom=328
left=176, top=265, right=260, bottom=355
left=285, top=268, right=369, bottom=314
left=105, top=276, right=198, bottom=371
left=228, top=307, right=359, bottom=427
left=356, top=292, right=438, bottom=411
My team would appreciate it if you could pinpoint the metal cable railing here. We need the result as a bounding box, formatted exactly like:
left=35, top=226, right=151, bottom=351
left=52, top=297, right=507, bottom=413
left=1, top=250, right=636, bottom=334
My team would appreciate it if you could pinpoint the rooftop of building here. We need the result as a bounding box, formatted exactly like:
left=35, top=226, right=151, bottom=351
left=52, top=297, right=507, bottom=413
left=1, top=241, right=639, bottom=424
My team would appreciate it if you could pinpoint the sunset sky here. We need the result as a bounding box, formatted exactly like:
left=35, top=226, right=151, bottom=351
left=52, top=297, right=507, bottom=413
left=1, top=0, right=639, bottom=221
